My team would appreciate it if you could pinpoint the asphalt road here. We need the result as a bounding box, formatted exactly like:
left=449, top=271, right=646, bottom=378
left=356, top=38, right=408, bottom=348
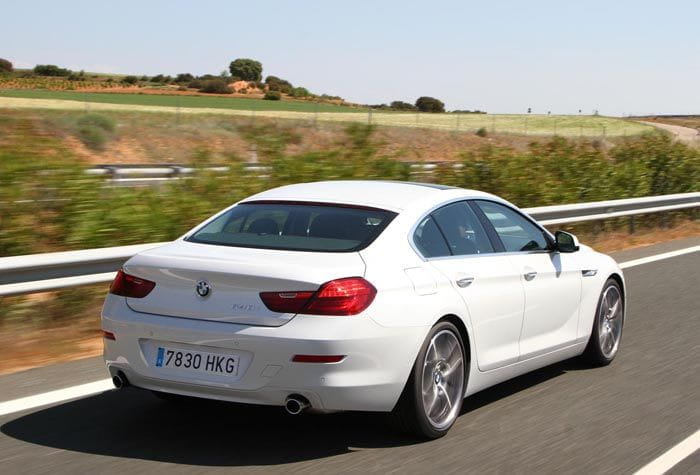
left=1, top=238, right=698, bottom=474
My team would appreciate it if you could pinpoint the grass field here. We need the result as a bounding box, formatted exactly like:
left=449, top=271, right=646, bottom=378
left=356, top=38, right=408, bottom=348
left=0, top=89, right=358, bottom=113
left=0, top=89, right=655, bottom=137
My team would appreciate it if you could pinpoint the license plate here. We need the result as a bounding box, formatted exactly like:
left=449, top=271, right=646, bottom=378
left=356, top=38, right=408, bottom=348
left=155, top=346, right=239, bottom=376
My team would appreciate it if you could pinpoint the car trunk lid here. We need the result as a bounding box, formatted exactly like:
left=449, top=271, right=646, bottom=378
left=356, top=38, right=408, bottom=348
left=123, top=240, right=366, bottom=327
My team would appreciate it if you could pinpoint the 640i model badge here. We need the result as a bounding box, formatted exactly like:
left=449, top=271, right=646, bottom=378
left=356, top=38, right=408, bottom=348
left=195, top=280, right=211, bottom=298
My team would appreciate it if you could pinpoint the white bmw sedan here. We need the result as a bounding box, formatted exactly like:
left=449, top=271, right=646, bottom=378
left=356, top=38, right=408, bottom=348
left=102, top=180, right=625, bottom=438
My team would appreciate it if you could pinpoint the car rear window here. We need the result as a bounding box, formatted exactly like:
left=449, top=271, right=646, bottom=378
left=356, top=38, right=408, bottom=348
left=186, top=202, right=397, bottom=252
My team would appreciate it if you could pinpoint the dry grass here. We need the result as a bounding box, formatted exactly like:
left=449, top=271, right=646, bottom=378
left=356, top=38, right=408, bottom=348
left=0, top=95, right=654, bottom=137
left=0, top=220, right=697, bottom=376
left=0, top=108, right=630, bottom=166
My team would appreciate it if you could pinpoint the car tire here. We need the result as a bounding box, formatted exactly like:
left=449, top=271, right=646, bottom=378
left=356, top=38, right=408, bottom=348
left=582, top=278, right=624, bottom=366
left=392, top=321, right=467, bottom=439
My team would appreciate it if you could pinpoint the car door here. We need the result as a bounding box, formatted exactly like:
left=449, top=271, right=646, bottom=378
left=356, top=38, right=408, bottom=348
left=415, top=201, right=525, bottom=371
left=473, top=200, right=582, bottom=360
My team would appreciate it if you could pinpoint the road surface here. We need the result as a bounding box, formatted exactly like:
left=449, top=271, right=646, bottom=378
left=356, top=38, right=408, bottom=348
left=639, top=121, right=699, bottom=145
left=0, top=238, right=698, bottom=474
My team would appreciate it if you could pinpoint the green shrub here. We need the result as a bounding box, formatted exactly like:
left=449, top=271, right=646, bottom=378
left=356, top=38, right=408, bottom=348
left=264, top=91, right=282, bottom=101
left=73, top=114, right=116, bottom=150
left=198, top=80, right=231, bottom=94
left=175, top=73, right=194, bottom=83
left=121, top=75, right=138, bottom=85
left=475, top=127, right=488, bottom=137
left=266, top=76, right=294, bottom=94
left=76, top=125, right=107, bottom=150
left=76, top=114, right=116, bottom=133
left=34, top=64, right=72, bottom=77
left=291, top=87, right=310, bottom=98
left=187, top=79, right=203, bottom=89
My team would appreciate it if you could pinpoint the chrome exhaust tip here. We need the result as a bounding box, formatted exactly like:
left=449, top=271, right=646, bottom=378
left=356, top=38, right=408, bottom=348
left=284, top=395, right=310, bottom=415
left=112, top=371, right=128, bottom=389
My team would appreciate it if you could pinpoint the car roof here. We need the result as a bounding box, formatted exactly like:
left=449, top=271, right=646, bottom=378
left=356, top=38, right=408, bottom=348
left=241, top=180, right=497, bottom=211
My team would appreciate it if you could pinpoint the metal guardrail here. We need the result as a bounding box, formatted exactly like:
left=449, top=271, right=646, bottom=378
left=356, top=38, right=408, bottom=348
left=0, top=192, right=698, bottom=297
left=90, top=163, right=451, bottom=186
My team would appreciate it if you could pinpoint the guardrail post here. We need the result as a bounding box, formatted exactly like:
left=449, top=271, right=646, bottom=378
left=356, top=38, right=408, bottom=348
left=628, top=216, right=635, bottom=234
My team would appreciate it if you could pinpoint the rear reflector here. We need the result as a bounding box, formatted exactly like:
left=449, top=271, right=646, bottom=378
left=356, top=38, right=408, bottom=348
left=260, top=277, right=376, bottom=316
left=109, top=269, right=156, bottom=298
left=292, top=354, right=345, bottom=363
left=102, top=330, right=116, bottom=340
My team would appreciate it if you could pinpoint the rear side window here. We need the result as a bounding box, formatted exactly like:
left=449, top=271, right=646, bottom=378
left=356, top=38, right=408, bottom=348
left=187, top=202, right=397, bottom=252
left=413, top=216, right=450, bottom=258
left=431, top=202, right=494, bottom=255
left=475, top=200, right=549, bottom=252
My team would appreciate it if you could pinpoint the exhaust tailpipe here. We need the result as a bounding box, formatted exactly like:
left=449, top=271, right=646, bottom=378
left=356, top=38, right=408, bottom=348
left=112, top=371, right=129, bottom=389
left=284, top=395, right=310, bottom=415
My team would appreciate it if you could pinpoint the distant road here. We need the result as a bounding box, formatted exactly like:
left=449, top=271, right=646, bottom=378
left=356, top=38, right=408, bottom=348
left=639, top=121, right=699, bottom=144
left=0, top=238, right=698, bottom=474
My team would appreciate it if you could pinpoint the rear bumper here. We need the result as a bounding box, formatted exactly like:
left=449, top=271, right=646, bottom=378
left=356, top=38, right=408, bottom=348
left=101, top=295, right=428, bottom=412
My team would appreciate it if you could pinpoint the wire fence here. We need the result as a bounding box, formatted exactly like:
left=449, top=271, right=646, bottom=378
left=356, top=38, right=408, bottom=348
left=0, top=89, right=667, bottom=139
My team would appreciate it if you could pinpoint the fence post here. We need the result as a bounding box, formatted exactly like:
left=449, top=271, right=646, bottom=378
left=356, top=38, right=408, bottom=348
left=176, top=96, right=181, bottom=125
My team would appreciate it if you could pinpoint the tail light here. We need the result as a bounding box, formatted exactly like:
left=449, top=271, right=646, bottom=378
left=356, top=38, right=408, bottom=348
left=109, top=269, right=156, bottom=298
left=260, top=277, right=376, bottom=316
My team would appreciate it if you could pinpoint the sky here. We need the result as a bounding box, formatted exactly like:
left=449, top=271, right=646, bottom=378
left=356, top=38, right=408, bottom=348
left=2, top=0, right=698, bottom=115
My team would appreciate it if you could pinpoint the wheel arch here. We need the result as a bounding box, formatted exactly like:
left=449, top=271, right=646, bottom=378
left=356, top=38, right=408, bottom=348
left=437, top=314, right=472, bottom=366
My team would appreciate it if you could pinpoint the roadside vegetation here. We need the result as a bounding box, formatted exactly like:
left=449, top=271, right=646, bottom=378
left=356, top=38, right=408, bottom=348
left=0, top=116, right=698, bottom=373
left=1, top=117, right=697, bottom=258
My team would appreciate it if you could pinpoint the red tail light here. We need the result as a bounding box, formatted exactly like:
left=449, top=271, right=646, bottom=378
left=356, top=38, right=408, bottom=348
left=260, top=277, right=376, bottom=316
left=257, top=291, right=315, bottom=314
left=109, top=270, right=156, bottom=298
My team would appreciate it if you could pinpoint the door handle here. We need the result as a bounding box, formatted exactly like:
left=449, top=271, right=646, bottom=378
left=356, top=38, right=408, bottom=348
left=456, top=277, right=474, bottom=288
left=523, top=270, right=537, bottom=281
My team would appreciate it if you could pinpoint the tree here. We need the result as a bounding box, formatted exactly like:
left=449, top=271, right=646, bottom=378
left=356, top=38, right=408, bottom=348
left=415, top=96, right=444, bottom=113
left=229, top=58, right=262, bottom=82
left=390, top=100, right=417, bottom=111
left=121, top=75, right=138, bottom=85
left=0, top=58, right=13, bottom=73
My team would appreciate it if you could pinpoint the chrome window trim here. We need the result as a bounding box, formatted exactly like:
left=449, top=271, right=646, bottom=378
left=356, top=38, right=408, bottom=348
left=408, top=197, right=555, bottom=262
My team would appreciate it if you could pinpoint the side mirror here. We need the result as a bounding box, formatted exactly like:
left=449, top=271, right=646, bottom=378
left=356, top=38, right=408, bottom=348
left=555, top=231, right=580, bottom=253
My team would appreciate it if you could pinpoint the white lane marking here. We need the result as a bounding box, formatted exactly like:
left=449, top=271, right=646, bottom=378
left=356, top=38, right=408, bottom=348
left=0, top=245, right=697, bottom=419
left=0, top=379, right=113, bottom=417
left=619, top=246, right=700, bottom=269
left=633, top=429, right=700, bottom=475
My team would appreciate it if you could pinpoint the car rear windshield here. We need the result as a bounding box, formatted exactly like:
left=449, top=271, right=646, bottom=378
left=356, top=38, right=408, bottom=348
left=186, top=201, right=397, bottom=252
